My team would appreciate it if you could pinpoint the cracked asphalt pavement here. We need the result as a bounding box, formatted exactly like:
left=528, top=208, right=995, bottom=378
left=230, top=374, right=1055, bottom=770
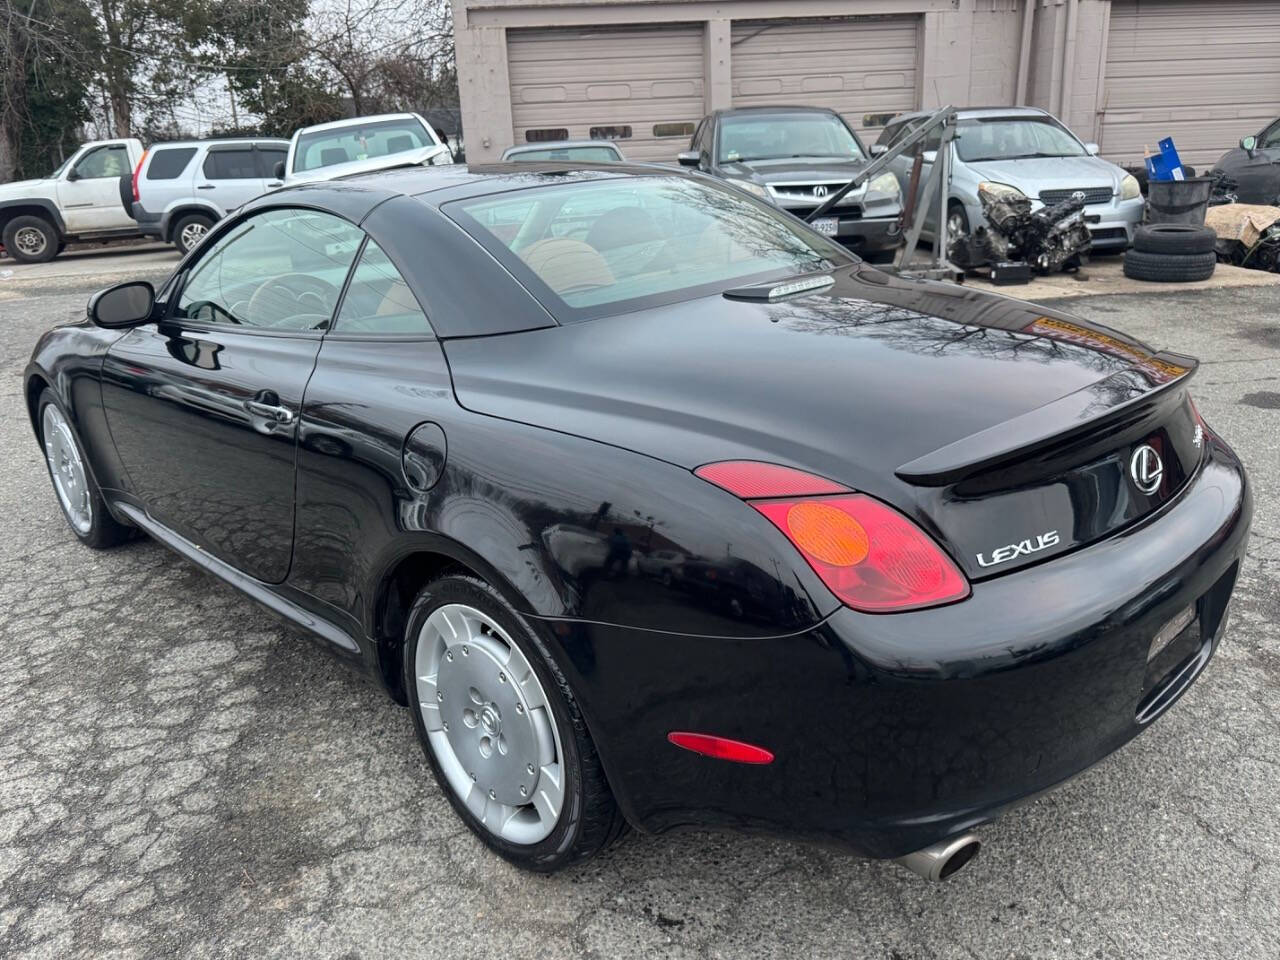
left=1, top=274, right=1277, bottom=959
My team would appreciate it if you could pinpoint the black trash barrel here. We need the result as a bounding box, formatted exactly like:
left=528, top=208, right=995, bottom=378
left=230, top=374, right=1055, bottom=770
left=1145, top=177, right=1212, bottom=225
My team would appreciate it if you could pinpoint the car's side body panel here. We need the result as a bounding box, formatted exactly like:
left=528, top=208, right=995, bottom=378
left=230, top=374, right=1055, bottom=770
left=100, top=323, right=323, bottom=584
left=292, top=334, right=834, bottom=650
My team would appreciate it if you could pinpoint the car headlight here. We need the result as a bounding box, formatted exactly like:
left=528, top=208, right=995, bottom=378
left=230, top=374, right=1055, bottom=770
left=1120, top=174, right=1141, bottom=201
left=978, top=181, right=1026, bottom=202
left=726, top=178, right=770, bottom=200
left=868, top=172, right=900, bottom=197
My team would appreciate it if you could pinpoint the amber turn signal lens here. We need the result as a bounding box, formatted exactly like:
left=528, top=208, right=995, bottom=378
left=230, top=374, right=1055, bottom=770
left=785, top=501, right=869, bottom=566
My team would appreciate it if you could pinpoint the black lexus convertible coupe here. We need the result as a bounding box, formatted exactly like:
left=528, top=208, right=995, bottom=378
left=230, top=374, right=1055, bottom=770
left=26, top=164, right=1251, bottom=879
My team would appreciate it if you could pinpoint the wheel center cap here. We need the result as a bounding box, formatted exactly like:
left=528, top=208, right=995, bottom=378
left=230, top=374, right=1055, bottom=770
left=480, top=704, right=501, bottom=737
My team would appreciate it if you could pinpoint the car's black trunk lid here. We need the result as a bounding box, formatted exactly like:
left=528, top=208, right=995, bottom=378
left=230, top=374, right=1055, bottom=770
left=444, top=265, right=1203, bottom=580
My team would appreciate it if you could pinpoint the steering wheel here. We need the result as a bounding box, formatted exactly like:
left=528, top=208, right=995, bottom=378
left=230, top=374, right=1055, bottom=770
left=245, top=273, right=340, bottom=327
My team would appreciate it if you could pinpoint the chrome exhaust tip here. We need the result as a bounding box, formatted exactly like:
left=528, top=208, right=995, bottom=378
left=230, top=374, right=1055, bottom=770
left=894, top=833, right=981, bottom=881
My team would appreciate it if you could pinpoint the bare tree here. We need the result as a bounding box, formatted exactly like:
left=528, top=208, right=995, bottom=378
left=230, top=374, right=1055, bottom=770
left=307, top=0, right=454, bottom=115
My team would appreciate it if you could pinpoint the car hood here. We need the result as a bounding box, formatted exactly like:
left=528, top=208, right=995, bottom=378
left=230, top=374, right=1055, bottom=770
left=0, top=177, right=53, bottom=199
left=720, top=157, right=872, bottom=184
left=445, top=264, right=1198, bottom=578
left=284, top=144, right=451, bottom=185
left=963, top=155, right=1123, bottom=195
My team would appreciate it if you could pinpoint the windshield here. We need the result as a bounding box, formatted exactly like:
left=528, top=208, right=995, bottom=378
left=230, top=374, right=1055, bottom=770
left=447, top=175, right=850, bottom=320
left=509, top=146, right=620, bottom=162
left=294, top=117, right=435, bottom=173
left=956, top=118, right=1086, bottom=162
left=718, top=113, right=865, bottom=163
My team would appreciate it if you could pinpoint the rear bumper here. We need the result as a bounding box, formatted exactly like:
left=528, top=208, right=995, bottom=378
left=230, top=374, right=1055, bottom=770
left=130, top=203, right=163, bottom=239
left=553, top=432, right=1251, bottom=858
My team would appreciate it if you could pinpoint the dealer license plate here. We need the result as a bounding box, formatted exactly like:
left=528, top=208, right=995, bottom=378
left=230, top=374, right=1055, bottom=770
left=811, top=217, right=839, bottom=237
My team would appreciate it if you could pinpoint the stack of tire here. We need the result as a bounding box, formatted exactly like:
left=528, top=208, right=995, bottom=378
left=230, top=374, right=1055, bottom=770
left=1123, top=224, right=1218, bottom=282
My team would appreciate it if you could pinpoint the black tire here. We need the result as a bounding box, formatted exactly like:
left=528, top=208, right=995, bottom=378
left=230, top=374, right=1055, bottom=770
left=36, top=389, right=136, bottom=549
left=171, top=213, right=214, bottom=254
left=403, top=573, right=626, bottom=872
left=1122, top=249, right=1217, bottom=283
left=3, top=215, right=60, bottom=263
left=1132, top=223, right=1217, bottom=256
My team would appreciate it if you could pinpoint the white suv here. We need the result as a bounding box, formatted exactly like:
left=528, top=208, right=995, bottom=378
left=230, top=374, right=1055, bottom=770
left=0, top=138, right=145, bottom=263
left=278, top=113, right=451, bottom=186
left=129, top=138, right=290, bottom=253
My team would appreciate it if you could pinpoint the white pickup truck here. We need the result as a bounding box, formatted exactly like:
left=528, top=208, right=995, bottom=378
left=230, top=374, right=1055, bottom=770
left=0, top=138, right=145, bottom=263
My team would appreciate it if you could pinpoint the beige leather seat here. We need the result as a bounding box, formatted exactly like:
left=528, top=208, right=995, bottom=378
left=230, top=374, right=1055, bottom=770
left=519, top=238, right=616, bottom=294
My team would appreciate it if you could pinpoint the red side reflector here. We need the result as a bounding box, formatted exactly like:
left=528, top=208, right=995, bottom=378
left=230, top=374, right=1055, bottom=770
left=667, top=732, right=774, bottom=764
left=694, top=460, right=849, bottom=499
left=752, top=494, right=969, bottom=613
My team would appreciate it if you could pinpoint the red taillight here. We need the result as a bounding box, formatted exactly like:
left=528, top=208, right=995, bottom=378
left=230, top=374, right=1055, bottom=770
left=695, top=461, right=970, bottom=613
left=753, top=495, right=969, bottom=612
left=667, top=732, right=774, bottom=764
left=131, top=150, right=147, bottom=203
left=694, top=460, right=849, bottom=498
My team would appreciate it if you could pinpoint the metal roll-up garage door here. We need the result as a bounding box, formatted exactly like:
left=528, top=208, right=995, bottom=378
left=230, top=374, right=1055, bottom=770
left=729, top=17, right=921, bottom=142
left=1101, top=0, right=1280, bottom=168
left=507, top=25, right=705, bottom=163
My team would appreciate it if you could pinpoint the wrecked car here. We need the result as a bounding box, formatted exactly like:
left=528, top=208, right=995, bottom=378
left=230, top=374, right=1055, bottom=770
left=1210, top=120, right=1280, bottom=207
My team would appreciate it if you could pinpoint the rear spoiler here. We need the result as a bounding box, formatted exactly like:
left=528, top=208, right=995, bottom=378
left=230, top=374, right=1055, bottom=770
left=896, top=353, right=1198, bottom=487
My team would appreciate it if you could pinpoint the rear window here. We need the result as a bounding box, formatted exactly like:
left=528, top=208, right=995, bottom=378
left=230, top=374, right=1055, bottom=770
left=146, top=148, right=196, bottom=180
left=294, top=117, right=434, bottom=173
left=718, top=112, right=865, bottom=163
left=509, top=146, right=620, bottom=163
left=446, top=175, right=851, bottom=322
left=203, top=149, right=258, bottom=180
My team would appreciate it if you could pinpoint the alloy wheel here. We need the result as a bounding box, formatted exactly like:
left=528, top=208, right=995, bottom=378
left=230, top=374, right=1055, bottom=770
left=414, top=603, right=566, bottom=844
left=14, top=226, right=48, bottom=258
left=42, top=404, right=92, bottom=534
left=179, top=222, right=208, bottom=251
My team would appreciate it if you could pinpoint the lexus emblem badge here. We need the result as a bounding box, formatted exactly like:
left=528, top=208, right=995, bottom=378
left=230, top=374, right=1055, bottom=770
left=1130, top=444, right=1164, bottom=495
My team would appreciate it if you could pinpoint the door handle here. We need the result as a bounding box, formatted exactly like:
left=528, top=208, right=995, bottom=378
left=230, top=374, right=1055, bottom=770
left=267, top=181, right=282, bottom=188
left=197, top=184, right=216, bottom=190
left=244, top=399, right=295, bottom=423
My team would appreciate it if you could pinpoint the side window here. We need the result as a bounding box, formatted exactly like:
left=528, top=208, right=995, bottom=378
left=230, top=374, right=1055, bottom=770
left=1262, top=121, right=1280, bottom=150
left=258, top=147, right=288, bottom=178
left=73, top=144, right=129, bottom=179
left=175, top=208, right=363, bottom=330
left=146, top=148, right=197, bottom=180
left=876, top=123, right=900, bottom=148
left=203, top=148, right=258, bottom=180
left=332, top=239, right=432, bottom=335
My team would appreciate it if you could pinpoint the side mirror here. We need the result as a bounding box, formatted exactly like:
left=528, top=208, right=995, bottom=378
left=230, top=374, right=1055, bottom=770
left=1241, top=135, right=1258, bottom=154
left=273, top=160, right=286, bottom=180
left=1084, top=142, right=1101, bottom=156
left=921, top=150, right=938, bottom=164
left=677, top=150, right=701, bottom=168
left=88, top=281, right=155, bottom=328
left=870, top=144, right=887, bottom=157
left=66, top=168, right=80, bottom=182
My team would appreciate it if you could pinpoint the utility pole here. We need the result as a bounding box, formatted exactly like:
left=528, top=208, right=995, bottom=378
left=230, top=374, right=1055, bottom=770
left=228, top=74, right=239, bottom=130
